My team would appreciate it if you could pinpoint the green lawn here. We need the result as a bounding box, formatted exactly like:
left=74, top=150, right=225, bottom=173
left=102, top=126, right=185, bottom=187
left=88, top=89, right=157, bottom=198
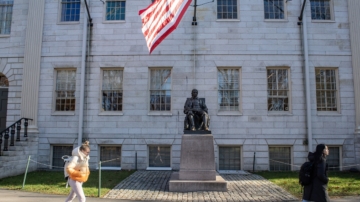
left=255, top=171, right=360, bottom=199
left=0, top=170, right=135, bottom=197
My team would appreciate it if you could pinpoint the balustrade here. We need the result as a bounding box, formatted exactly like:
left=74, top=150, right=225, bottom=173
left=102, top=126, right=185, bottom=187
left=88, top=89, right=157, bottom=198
left=0, top=118, right=32, bottom=154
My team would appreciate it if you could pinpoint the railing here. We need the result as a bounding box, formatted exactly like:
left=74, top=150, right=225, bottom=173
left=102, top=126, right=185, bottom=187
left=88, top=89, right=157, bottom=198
left=0, top=118, right=32, bottom=154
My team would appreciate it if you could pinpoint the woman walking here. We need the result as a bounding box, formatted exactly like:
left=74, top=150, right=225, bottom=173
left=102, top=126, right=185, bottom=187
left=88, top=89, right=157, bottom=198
left=310, top=144, right=330, bottom=202
left=65, top=141, right=91, bottom=202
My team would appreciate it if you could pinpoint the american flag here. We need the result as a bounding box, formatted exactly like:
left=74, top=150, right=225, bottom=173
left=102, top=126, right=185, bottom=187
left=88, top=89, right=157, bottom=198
left=139, top=0, right=192, bottom=54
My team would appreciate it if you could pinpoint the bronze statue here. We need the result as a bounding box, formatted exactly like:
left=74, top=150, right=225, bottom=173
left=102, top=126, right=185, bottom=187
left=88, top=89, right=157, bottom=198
left=184, top=89, right=210, bottom=131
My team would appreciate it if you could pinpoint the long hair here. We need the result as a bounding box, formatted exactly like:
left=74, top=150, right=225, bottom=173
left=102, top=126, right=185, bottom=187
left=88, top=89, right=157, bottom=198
left=314, top=144, right=326, bottom=163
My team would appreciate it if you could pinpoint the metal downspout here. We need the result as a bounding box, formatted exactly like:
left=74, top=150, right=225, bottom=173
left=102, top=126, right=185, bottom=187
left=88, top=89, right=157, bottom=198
left=300, top=0, right=313, bottom=152
left=78, top=1, right=88, bottom=146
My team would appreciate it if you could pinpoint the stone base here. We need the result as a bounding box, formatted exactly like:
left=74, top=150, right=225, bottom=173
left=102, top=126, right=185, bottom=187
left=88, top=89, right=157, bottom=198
left=179, top=170, right=216, bottom=180
left=169, top=172, right=227, bottom=192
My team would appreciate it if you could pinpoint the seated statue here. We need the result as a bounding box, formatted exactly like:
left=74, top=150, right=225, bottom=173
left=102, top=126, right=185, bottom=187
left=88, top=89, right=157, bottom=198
left=184, top=89, right=210, bottom=131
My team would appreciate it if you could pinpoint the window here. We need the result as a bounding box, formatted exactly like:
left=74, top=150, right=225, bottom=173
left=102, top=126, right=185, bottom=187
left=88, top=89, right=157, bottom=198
left=100, top=146, right=121, bottom=168
left=52, top=145, right=73, bottom=169
left=55, top=70, right=76, bottom=111
left=218, top=69, right=240, bottom=111
left=269, top=147, right=291, bottom=171
left=310, top=0, right=332, bottom=20
left=60, top=0, right=81, bottom=22
left=267, top=68, right=290, bottom=112
left=217, top=0, right=238, bottom=20
left=0, top=0, right=13, bottom=35
left=148, top=146, right=171, bottom=167
left=327, top=146, right=340, bottom=171
left=102, top=70, right=123, bottom=111
left=149, top=69, right=171, bottom=111
left=219, top=146, right=241, bottom=170
left=315, top=68, right=338, bottom=111
left=105, top=0, right=126, bottom=21
left=264, top=0, right=285, bottom=20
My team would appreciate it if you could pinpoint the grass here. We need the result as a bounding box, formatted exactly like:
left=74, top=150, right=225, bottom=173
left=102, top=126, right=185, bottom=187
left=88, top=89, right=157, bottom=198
left=0, top=170, right=135, bottom=197
left=255, top=171, right=360, bottom=199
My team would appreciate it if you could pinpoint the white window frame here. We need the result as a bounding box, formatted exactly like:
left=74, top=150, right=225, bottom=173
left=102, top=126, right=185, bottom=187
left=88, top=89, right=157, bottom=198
left=217, top=145, right=242, bottom=173
left=50, top=144, right=73, bottom=170
left=52, top=68, right=76, bottom=116
left=310, top=0, right=335, bottom=22
left=315, top=67, right=340, bottom=115
left=103, top=0, right=126, bottom=23
left=98, top=145, right=122, bottom=170
left=217, top=67, right=242, bottom=116
left=0, top=0, right=13, bottom=36
left=99, top=68, right=124, bottom=116
left=268, top=146, right=293, bottom=171
left=216, top=0, right=240, bottom=21
left=146, top=145, right=172, bottom=170
left=57, top=0, right=81, bottom=24
left=263, top=0, right=288, bottom=22
left=267, top=67, right=292, bottom=115
left=148, top=67, right=172, bottom=116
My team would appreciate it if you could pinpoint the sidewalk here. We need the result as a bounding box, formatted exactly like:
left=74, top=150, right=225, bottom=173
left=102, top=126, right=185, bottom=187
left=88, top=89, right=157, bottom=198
left=0, top=189, right=147, bottom=202
left=2, top=170, right=360, bottom=202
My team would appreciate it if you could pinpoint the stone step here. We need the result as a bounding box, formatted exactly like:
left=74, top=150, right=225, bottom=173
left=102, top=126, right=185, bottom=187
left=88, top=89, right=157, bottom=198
left=8, top=145, right=38, bottom=151
left=1, top=159, right=30, bottom=167
left=2, top=150, right=37, bottom=156
left=0, top=155, right=29, bottom=161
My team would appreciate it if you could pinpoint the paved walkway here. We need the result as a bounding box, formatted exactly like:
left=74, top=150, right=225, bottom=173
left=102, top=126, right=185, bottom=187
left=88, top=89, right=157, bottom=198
left=105, top=171, right=299, bottom=202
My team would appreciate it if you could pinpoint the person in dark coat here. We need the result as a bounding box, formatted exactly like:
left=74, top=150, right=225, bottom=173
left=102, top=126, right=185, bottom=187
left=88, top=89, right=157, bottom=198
left=309, top=144, right=330, bottom=202
left=302, top=152, right=315, bottom=202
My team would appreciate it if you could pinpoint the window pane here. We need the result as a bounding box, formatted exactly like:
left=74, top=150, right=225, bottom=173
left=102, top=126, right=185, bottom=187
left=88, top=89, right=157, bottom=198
left=218, top=69, right=240, bottom=111
left=56, top=70, right=76, bottom=111
left=53, top=145, right=73, bottom=169
left=106, top=1, right=126, bottom=21
left=0, top=0, right=13, bottom=34
left=61, top=0, right=80, bottom=22
left=267, top=69, right=289, bottom=111
left=100, top=146, right=121, bottom=167
left=310, top=0, right=331, bottom=20
left=149, top=146, right=171, bottom=167
left=102, top=70, right=123, bottom=111
left=264, top=0, right=284, bottom=19
left=269, top=147, right=291, bottom=171
left=217, top=0, right=237, bottom=19
left=327, top=147, right=340, bottom=171
left=315, top=69, right=337, bottom=111
left=150, top=69, right=171, bottom=111
left=219, top=147, right=241, bottom=170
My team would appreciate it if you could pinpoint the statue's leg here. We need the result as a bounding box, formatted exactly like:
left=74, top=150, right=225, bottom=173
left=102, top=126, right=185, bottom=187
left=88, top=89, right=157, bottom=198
left=188, top=115, right=196, bottom=131
left=202, top=114, right=209, bottom=131
left=184, top=116, right=189, bottom=130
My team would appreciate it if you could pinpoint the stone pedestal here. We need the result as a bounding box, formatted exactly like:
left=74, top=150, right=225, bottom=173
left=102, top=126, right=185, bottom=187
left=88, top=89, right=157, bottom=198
left=169, top=134, right=227, bottom=192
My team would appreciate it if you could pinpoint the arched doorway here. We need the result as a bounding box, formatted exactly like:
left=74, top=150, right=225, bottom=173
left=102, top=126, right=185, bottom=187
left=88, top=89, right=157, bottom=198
left=0, top=73, right=9, bottom=131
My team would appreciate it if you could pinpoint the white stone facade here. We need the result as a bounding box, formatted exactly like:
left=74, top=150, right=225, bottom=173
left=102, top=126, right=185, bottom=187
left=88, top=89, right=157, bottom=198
left=1, top=0, right=359, bottom=172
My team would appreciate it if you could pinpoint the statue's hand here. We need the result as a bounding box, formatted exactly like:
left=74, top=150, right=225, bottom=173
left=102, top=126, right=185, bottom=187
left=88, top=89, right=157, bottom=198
left=187, top=111, right=194, bottom=115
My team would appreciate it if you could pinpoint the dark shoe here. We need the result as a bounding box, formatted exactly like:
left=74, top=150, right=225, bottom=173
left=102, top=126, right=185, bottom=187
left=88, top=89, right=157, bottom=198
left=190, top=126, right=196, bottom=131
